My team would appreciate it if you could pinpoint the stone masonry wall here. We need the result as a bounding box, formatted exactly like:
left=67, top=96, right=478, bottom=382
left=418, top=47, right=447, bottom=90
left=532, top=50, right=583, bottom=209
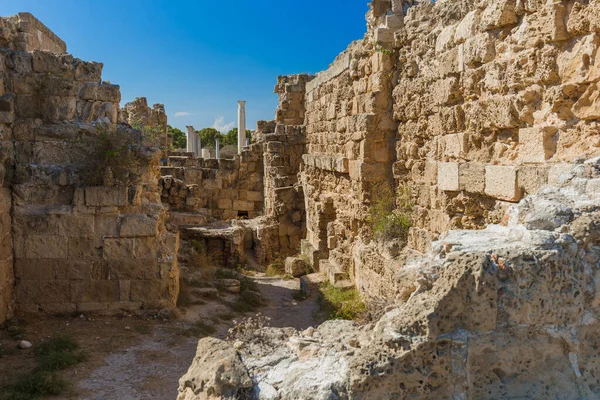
left=0, top=12, right=66, bottom=54
left=257, top=74, right=313, bottom=260
left=0, top=13, right=179, bottom=317
left=160, top=144, right=264, bottom=222
left=0, top=187, right=14, bottom=323
left=299, top=0, right=600, bottom=299
left=300, top=40, right=398, bottom=285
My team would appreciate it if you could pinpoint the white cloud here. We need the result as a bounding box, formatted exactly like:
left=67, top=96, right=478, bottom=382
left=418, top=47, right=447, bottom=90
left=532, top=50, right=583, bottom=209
left=213, top=116, right=235, bottom=133
left=174, top=111, right=192, bottom=117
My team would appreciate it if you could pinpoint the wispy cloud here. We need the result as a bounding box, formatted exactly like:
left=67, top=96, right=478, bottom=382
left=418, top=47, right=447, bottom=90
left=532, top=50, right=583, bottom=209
left=213, top=116, right=235, bottom=133
left=174, top=111, right=192, bottom=117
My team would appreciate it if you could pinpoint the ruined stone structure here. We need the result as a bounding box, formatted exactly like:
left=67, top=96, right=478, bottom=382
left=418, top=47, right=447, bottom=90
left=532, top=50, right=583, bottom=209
left=176, top=0, right=600, bottom=399
left=281, top=0, right=600, bottom=299
left=0, top=14, right=178, bottom=321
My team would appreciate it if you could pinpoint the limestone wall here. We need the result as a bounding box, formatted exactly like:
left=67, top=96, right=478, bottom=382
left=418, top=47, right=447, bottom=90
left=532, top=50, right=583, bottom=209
left=257, top=74, right=313, bottom=260
left=0, top=187, right=14, bottom=323
left=0, top=12, right=67, bottom=53
left=120, top=97, right=170, bottom=149
left=0, top=13, right=179, bottom=315
left=160, top=145, right=264, bottom=221
left=298, top=0, right=600, bottom=298
left=300, top=40, right=398, bottom=285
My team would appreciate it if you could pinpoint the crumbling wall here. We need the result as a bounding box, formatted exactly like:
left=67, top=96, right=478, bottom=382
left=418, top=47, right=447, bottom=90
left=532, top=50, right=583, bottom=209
left=120, top=97, right=170, bottom=149
left=299, top=0, right=600, bottom=298
left=160, top=144, right=264, bottom=221
left=0, top=12, right=66, bottom=53
left=257, top=74, right=312, bottom=260
left=300, top=40, right=398, bottom=288
left=0, top=13, right=179, bottom=315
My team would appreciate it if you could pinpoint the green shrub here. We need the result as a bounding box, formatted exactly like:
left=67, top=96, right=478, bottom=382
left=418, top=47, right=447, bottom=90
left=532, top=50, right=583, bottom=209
left=317, top=283, right=366, bottom=321
left=2, top=335, right=86, bottom=399
left=80, top=124, right=144, bottom=186
left=369, top=183, right=413, bottom=240
left=6, top=371, right=69, bottom=399
left=34, top=335, right=87, bottom=371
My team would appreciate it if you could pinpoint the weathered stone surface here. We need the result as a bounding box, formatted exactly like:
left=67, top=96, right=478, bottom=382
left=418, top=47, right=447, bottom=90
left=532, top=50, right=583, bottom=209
left=177, top=338, right=252, bottom=400
left=485, top=165, right=521, bottom=202
left=285, top=257, right=308, bottom=277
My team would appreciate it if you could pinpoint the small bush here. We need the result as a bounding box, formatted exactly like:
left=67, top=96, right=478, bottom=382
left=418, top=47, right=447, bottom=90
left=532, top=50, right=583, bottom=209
left=369, top=183, right=413, bottom=241
left=2, top=335, right=86, bottom=399
left=34, top=335, right=87, bottom=371
left=80, top=124, right=145, bottom=186
left=6, top=371, right=69, bottom=399
left=317, top=283, right=366, bottom=321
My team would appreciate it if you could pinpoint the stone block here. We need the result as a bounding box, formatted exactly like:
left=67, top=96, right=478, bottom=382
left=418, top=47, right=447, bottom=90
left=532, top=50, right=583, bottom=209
left=454, top=10, right=481, bottom=44
left=79, top=82, right=121, bottom=103
left=16, top=235, right=68, bottom=259
left=58, top=213, right=95, bottom=237
left=518, top=127, right=558, bottom=163
left=217, top=198, right=232, bottom=209
left=443, top=133, right=468, bottom=159
left=438, top=162, right=459, bottom=191
left=233, top=200, right=254, bottom=212
left=119, top=214, right=158, bottom=237
left=480, top=0, right=518, bottom=30
left=459, top=162, right=485, bottom=193
left=285, top=257, right=308, bottom=278
left=85, top=186, right=128, bottom=207
left=518, top=165, right=549, bottom=196
left=68, top=237, right=103, bottom=259
left=485, top=165, right=521, bottom=202
left=104, top=258, right=159, bottom=280
left=130, top=280, right=170, bottom=303
left=16, top=280, right=70, bottom=304
left=70, top=280, right=120, bottom=303
left=246, top=191, right=263, bottom=202
left=103, top=238, right=135, bottom=259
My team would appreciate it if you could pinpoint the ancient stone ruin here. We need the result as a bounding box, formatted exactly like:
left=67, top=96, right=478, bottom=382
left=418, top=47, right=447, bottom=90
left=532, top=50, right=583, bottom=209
left=1, top=0, right=600, bottom=398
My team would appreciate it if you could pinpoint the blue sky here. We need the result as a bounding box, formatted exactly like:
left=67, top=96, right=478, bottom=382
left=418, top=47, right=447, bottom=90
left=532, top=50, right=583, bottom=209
left=4, top=0, right=370, bottom=132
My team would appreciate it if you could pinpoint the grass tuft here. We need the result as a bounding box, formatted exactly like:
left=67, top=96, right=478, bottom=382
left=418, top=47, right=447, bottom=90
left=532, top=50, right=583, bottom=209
left=34, top=335, right=87, bottom=372
left=1, top=335, right=87, bottom=400
left=317, top=283, right=366, bottom=321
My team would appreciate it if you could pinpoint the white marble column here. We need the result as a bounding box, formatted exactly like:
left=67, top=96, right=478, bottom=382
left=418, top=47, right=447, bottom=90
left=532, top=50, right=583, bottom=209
left=215, top=137, right=220, bottom=160
left=237, top=101, right=246, bottom=155
left=194, top=131, right=200, bottom=158
left=186, top=126, right=195, bottom=154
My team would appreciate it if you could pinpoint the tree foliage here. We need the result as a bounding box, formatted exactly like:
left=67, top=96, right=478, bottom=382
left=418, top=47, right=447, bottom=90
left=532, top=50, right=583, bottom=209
left=168, top=125, right=186, bottom=150
left=197, top=127, right=221, bottom=149
left=222, top=128, right=252, bottom=147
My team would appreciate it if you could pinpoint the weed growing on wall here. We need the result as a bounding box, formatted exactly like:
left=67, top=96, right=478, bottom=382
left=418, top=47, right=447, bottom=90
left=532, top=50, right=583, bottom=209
left=80, top=124, right=145, bottom=186
left=369, top=183, right=413, bottom=241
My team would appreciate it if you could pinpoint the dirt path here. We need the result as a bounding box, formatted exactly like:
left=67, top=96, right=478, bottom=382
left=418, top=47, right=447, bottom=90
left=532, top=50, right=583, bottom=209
left=70, top=274, right=320, bottom=399
left=0, top=273, right=321, bottom=399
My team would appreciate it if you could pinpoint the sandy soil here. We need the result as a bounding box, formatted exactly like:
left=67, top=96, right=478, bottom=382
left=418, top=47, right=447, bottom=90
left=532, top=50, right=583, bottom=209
left=0, top=274, right=320, bottom=400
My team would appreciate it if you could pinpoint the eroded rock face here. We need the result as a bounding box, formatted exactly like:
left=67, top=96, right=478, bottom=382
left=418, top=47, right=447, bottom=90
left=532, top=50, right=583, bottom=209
left=177, top=338, right=253, bottom=400
left=178, top=158, right=600, bottom=399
